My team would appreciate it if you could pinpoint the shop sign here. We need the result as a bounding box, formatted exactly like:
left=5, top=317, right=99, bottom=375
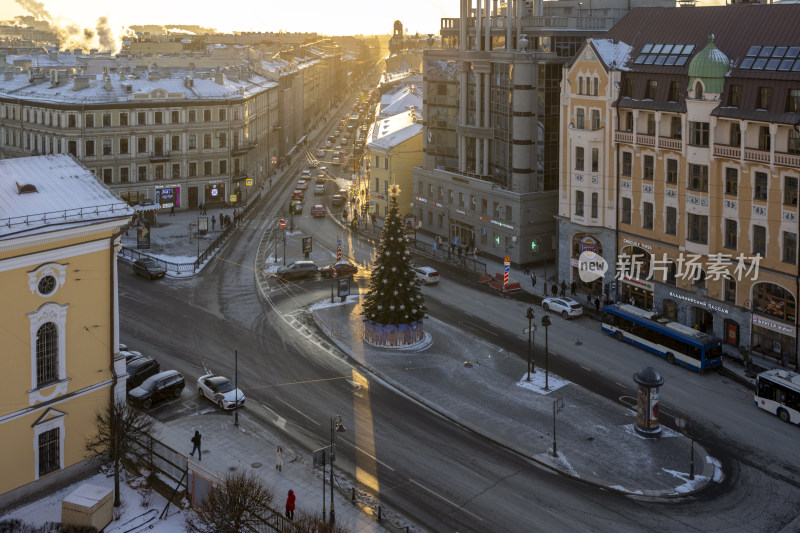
left=622, top=238, right=653, bottom=250
left=580, top=236, right=597, bottom=254
left=621, top=274, right=652, bottom=291
left=416, top=196, right=428, bottom=203
left=456, top=209, right=466, bottom=215
left=491, top=219, right=514, bottom=230
left=752, top=315, right=796, bottom=338
left=668, top=291, right=729, bottom=314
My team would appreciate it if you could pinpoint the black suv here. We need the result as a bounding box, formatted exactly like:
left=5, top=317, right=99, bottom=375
left=125, top=356, right=161, bottom=391
left=128, top=370, right=185, bottom=409
left=277, top=260, right=319, bottom=280
left=133, top=259, right=166, bottom=280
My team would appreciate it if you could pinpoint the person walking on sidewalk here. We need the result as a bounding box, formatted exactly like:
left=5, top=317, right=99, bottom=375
left=276, top=444, right=283, bottom=472
left=560, top=280, right=566, bottom=297
left=551, top=283, right=558, bottom=297
left=570, top=281, right=576, bottom=295
left=285, top=490, right=295, bottom=520
left=170, top=205, right=175, bottom=216
left=211, top=215, right=216, bottom=231
left=190, top=430, right=202, bottom=460
left=531, top=272, right=537, bottom=289
left=594, top=297, right=601, bottom=313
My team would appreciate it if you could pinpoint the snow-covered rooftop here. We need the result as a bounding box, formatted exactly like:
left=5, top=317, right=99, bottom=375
left=366, top=109, right=423, bottom=151
left=592, top=39, right=633, bottom=71
left=378, top=85, right=423, bottom=118
left=0, top=154, right=134, bottom=239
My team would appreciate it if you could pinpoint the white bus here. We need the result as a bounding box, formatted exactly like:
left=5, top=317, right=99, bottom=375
left=754, top=368, right=800, bottom=425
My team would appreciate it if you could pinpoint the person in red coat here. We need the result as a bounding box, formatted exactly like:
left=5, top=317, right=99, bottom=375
left=285, top=489, right=295, bottom=520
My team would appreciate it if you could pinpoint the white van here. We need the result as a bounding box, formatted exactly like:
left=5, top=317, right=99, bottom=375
left=314, top=183, right=325, bottom=195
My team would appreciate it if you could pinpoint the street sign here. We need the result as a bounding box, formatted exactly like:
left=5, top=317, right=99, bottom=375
left=279, top=219, right=286, bottom=228
left=337, top=247, right=342, bottom=262
left=229, top=194, right=238, bottom=203
left=246, top=178, right=253, bottom=186
left=337, top=239, right=342, bottom=247
left=368, top=205, right=375, bottom=213
left=524, top=326, right=537, bottom=334
left=504, top=256, right=510, bottom=287
left=302, top=236, right=313, bottom=254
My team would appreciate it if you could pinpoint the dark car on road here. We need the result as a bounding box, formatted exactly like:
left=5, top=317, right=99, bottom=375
left=128, top=370, right=185, bottom=409
left=277, top=260, right=319, bottom=280
left=133, top=259, right=166, bottom=280
left=320, top=261, right=359, bottom=278
left=331, top=194, right=345, bottom=207
left=125, top=356, right=161, bottom=391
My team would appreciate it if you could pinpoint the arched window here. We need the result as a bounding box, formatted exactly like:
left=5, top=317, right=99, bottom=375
left=753, top=282, right=796, bottom=322
left=695, top=81, right=704, bottom=99
left=663, top=299, right=678, bottom=320
left=36, top=322, right=58, bottom=387
left=619, top=246, right=652, bottom=280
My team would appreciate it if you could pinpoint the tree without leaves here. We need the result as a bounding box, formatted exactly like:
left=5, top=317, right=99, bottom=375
left=84, top=400, right=154, bottom=507
left=362, top=187, right=426, bottom=326
left=184, top=471, right=274, bottom=533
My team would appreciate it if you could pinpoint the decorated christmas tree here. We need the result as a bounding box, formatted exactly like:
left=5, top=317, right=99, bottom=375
left=362, top=185, right=426, bottom=326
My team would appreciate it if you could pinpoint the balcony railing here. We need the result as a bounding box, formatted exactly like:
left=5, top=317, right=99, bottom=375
left=231, top=144, right=250, bottom=156
left=149, top=151, right=170, bottom=162
left=614, top=130, right=633, bottom=144
left=440, top=15, right=617, bottom=34
left=775, top=151, right=800, bottom=168
left=658, top=137, right=682, bottom=151
left=635, top=133, right=655, bottom=147
left=744, top=147, right=770, bottom=164
left=714, top=145, right=741, bottom=159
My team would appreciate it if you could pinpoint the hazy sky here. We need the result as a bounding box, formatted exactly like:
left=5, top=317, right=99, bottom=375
left=0, top=0, right=455, bottom=38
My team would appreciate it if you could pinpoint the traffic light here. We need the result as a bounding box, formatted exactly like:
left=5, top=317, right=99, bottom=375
left=531, top=239, right=538, bottom=252
left=542, top=315, right=551, bottom=327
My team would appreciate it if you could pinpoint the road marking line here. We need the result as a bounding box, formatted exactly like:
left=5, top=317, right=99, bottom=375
left=275, top=397, right=320, bottom=426
left=460, top=321, right=498, bottom=336
left=408, top=479, right=484, bottom=522
left=580, top=365, right=591, bottom=372
left=353, top=445, right=395, bottom=472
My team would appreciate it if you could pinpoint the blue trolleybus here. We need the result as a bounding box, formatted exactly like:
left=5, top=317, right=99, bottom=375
left=755, top=369, right=800, bottom=425
left=601, top=304, right=722, bottom=372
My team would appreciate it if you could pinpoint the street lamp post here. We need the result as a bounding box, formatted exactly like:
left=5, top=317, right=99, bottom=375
left=329, top=415, right=346, bottom=528
left=676, top=416, right=695, bottom=480
left=542, top=315, right=552, bottom=390
left=526, top=307, right=536, bottom=380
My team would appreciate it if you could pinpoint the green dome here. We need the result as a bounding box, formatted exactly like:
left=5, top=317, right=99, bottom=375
left=688, top=35, right=729, bottom=94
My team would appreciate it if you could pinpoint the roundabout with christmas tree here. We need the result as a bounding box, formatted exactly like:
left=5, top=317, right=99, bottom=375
left=362, top=185, right=427, bottom=348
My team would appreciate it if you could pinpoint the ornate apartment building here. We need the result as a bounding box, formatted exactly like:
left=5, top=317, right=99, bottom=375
left=559, top=5, right=800, bottom=369
left=0, top=155, right=134, bottom=510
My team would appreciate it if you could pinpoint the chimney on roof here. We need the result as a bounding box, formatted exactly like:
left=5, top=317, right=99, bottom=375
left=4, top=71, right=12, bottom=81
left=48, top=51, right=57, bottom=61
left=184, top=76, right=193, bottom=88
left=73, top=76, right=90, bottom=91
left=103, top=74, right=112, bottom=91
left=214, top=70, right=225, bottom=85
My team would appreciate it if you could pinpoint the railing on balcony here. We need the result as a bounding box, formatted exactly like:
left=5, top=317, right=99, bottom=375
left=658, top=137, right=682, bottom=151
left=775, top=151, right=800, bottom=168
left=714, top=144, right=741, bottom=159
left=744, top=148, right=770, bottom=163
left=149, top=151, right=170, bottom=162
left=614, top=130, right=633, bottom=144
left=231, top=144, right=250, bottom=156
left=635, top=133, right=655, bottom=147
left=440, top=15, right=617, bottom=33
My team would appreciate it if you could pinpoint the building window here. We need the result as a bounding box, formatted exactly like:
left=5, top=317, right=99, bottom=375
left=172, top=164, right=180, bottom=179
left=623, top=78, right=634, bottom=97
left=577, top=76, right=583, bottom=94
left=789, top=130, right=800, bottom=155
left=189, top=110, right=196, bottom=122
left=753, top=225, right=767, bottom=257
left=754, top=172, right=768, bottom=201
left=670, top=116, right=681, bottom=139
left=647, top=113, right=655, bottom=136
left=625, top=112, right=633, bottom=132
left=725, top=219, right=737, bottom=249
left=171, top=135, right=180, bottom=151
left=725, top=277, right=736, bottom=303
left=137, top=112, right=146, bottom=125
left=38, top=428, right=60, bottom=476
left=783, top=232, right=797, bottom=264
left=591, top=110, right=600, bottom=130
left=725, top=168, right=738, bottom=196
left=645, top=80, right=657, bottom=99
left=155, top=165, right=164, bottom=180
left=591, top=193, right=598, bottom=218
left=204, top=161, right=212, bottom=175
left=758, top=86, right=772, bottom=110
left=576, top=108, right=585, bottom=129
left=102, top=113, right=111, bottom=127
left=505, top=205, right=512, bottom=220
left=203, top=134, right=212, bottom=149
left=138, top=166, right=147, bottom=180
left=689, top=164, right=708, bottom=192
left=219, top=109, right=226, bottom=121
left=729, top=85, right=742, bottom=107
left=687, top=213, right=708, bottom=244
left=170, top=110, right=179, bottom=123
left=188, top=135, right=197, bottom=150
left=689, top=121, right=709, bottom=147
left=668, top=81, right=681, bottom=102
left=591, top=148, right=599, bottom=173
left=575, top=190, right=584, bottom=216
left=188, top=162, right=196, bottom=177
left=593, top=78, right=599, bottom=96
left=730, top=123, right=741, bottom=146
left=695, top=81, right=703, bottom=99
left=621, top=152, right=632, bottom=176
left=621, top=197, right=632, bottom=224
left=120, top=167, right=129, bottom=183
left=102, top=139, right=112, bottom=155
left=154, top=111, right=162, bottom=125
left=666, top=159, right=678, bottom=185
left=219, top=132, right=227, bottom=148
left=85, top=114, right=94, bottom=128
left=575, top=147, right=584, bottom=171
left=137, top=137, right=146, bottom=153
left=204, top=109, right=211, bottom=122
left=759, top=126, right=771, bottom=151
left=643, top=202, right=654, bottom=229
left=666, top=207, right=677, bottom=235
left=85, top=140, right=95, bottom=157
left=68, top=141, right=76, bottom=156
left=219, top=160, right=227, bottom=174
left=643, top=155, right=654, bottom=180
left=785, top=176, right=799, bottom=206
left=753, top=282, right=796, bottom=321
left=36, top=322, right=58, bottom=387
left=103, top=168, right=112, bottom=184
left=119, top=138, right=129, bottom=154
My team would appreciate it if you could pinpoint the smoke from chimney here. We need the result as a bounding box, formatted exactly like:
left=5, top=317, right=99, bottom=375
left=96, top=17, right=115, bottom=51
left=14, top=0, right=123, bottom=53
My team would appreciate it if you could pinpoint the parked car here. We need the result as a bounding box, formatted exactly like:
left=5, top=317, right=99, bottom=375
left=122, top=350, right=143, bottom=363
left=133, top=259, right=166, bottom=280
left=311, top=204, right=325, bottom=217
left=301, top=169, right=311, bottom=176
left=414, top=266, right=440, bottom=285
left=331, top=194, right=345, bottom=207
left=542, top=297, right=584, bottom=319
left=277, top=260, right=319, bottom=280
left=296, top=180, right=308, bottom=190
left=197, top=374, right=245, bottom=409
left=314, top=184, right=325, bottom=195
left=128, top=370, right=185, bottom=409
left=320, top=261, right=359, bottom=278
left=125, top=356, right=161, bottom=391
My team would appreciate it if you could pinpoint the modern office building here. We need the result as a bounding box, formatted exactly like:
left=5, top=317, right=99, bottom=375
left=414, top=0, right=670, bottom=266
left=0, top=155, right=134, bottom=509
left=559, top=5, right=800, bottom=368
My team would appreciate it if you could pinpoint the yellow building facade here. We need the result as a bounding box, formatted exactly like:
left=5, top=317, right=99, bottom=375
left=559, top=6, right=800, bottom=369
left=0, top=155, right=134, bottom=511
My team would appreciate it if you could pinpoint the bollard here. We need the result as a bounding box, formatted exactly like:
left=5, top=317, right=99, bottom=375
left=351, top=487, right=355, bottom=503
left=377, top=505, right=382, bottom=523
